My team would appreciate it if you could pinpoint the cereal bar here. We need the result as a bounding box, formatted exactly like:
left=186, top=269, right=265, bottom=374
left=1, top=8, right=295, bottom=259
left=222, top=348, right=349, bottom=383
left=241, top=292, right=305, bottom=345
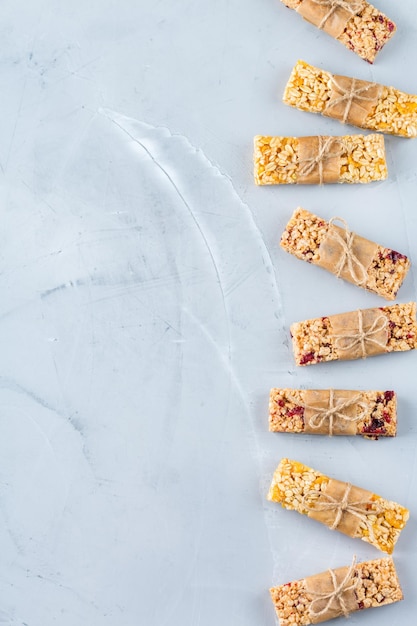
left=290, top=302, right=417, bottom=366
left=280, top=1, right=396, bottom=63
left=281, top=208, right=410, bottom=300
left=254, top=134, right=387, bottom=185
left=283, top=60, right=417, bottom=138
left=270, top=556, right=403, bottom=625
left=269, top=388, right=397, bottom=437
left=267, top=459, right=409, bottom=553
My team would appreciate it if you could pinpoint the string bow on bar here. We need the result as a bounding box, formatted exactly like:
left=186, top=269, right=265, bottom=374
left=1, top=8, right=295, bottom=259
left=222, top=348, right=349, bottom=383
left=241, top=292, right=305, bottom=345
left=327, top=217, right=369, bottom=286
left=298, top=137, right=344, bottom=184
left=327, top=77, right=380, bottom=124
left=306, top=557, right=359, bottom=621
left=333, top=309, right=388, bottom=358
left=303, top=482, right=382, bottom=543
left=304, top=389, right=367, bottom=436
left=304, top=0, right=365, bottom=30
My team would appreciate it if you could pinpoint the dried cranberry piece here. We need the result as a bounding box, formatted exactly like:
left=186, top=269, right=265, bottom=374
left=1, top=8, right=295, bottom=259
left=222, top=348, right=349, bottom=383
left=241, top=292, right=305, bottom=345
left=300, top=352, right=315, bottom=365
left=388, top=21, right=395, bottom=32
left=383, top=411, right=391, bottom=423
left=302, top=248, right=314, bottom=263
left=286, top=405, right=304, bottom=418
left=278, top=399, right=285, bottom=408
left=386, top=250, right=406, bottom=263
left=358, top=601, right=365, bottom=610
left=362, top=418, right=387, bottom=435
left=384, top=390, right=395, bottom=402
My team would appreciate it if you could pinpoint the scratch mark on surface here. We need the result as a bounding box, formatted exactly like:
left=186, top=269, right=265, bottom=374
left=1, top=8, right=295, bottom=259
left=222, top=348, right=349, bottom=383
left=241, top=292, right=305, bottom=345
left=100, top=109, right=233, bottom=372
left=0, top=378, right=92, bottom=468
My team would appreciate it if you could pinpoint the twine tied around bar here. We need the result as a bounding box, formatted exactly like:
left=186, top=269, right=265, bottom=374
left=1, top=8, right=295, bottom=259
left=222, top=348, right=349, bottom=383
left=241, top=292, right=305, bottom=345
left=302, top=389, right=367, bottom=436
left=306, top=0, right=364, bottom=30
left=327, top=77, right=380, bottom=124
left=298, top=137, right=345, bottom=184
left=306, top=557, right=359, bottom=621
left=327, top=217, right=368, bottom=286
left=333, top=309, right=388, bottom=358
left=303, top=483, right=382, bottom=543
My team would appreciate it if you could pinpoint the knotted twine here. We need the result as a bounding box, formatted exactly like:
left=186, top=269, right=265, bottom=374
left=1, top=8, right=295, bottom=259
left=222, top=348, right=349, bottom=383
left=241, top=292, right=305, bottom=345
left=305, top=557, right=359, bottom=623
left=325, top=217, right=369, bottom=286
left=333, top=309, right=389, bottom=359
left=295, top=389, right=367, bottom=436
left=297, top=136, right=345, bottom=184
left=303, top=481, right=382, bottom=544
left=324, top=76, right=381, bottom=126
left=297, top=0, right=365, bottom=39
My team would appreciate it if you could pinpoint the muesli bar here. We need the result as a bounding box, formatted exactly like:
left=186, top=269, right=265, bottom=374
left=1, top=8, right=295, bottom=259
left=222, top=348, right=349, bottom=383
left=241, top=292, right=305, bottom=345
left=290, top=302, right=417, bottom=366
left=280, top=208, right=410, bottom=300
left=254, top=134, right=386, bottom=185
left=283, top=60, right=417, bottom=138
left=269, top=388, right=397, bottom=437
left=270, top=556, right=403, bottom=626
left=280, top=1, right=396, bottom=64
left=267, top=459, right=409, bottom=553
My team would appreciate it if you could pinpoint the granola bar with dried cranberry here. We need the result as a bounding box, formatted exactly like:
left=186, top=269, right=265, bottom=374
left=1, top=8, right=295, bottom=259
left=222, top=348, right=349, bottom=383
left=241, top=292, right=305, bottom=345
left=290, top=303, right=417, bottom=366
left=280, top=1, right=396, bottom=63
left=269, top=388, right=397, bottom=438
left=270, top=556, right=403, bottom=626
left=281, top=208, right=410, bottom=300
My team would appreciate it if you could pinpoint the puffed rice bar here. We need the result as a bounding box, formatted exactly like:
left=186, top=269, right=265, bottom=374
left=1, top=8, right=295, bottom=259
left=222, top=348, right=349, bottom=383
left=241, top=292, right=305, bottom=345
left=269, top=388, right=397, bottom=437
left=283, top=60, right=417, bottom=138
left=268, top=459, right=409, bottom=553
left=254, top=134, right=387, bottom=185
left=280, top=1, right=396, bottom=64
left=291, top=302, right=417, bottom=366
left=281, top=208, right=410, bottom=300
left=270, top=556, right=403, bottom=626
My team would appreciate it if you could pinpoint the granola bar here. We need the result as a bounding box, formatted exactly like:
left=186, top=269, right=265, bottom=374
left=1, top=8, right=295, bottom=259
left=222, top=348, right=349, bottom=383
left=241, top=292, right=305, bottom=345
left=254, top=134, right=386, bottom=185
left=283, top=60, right=417, bottom=138
left=270, top=556, right=403, bottom=626
left=280, top=1, right=396, bottom=64
left=267, top=459, right=409, bottom=553
left=290, top=302, right=417, bottom=366
left=281, top=208, right=410, bottom=300
left=269, top=388, right=397, bottom=437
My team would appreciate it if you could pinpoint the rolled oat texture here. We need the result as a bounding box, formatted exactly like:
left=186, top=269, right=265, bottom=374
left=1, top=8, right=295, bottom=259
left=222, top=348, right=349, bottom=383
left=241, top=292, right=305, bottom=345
left=254, top=134, right=387, bottom=185
left=280, top=0, right=396, bottom=63
left=281, top=208, right=410, bottom=300
left=268, top=459, right=409, bottom=553
left=283, top=60, right=417, bottom=138
left=270, top=556, right=403, bottom=626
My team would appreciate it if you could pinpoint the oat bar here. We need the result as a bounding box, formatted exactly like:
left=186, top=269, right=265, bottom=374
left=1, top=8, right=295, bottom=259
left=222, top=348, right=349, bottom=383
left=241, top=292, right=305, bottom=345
left=270, top=556, right=403, bottom=626
left=281, top=208, right=410, bottom=300
left=254, top=134, right=386, bottom=185
left=269, top=388, right=397, bottom=437
left=291, top=302, right=417, bottom=366
left=268, top=459, right=409, bottom=553
left=280, top=1, right=396, bottom=64
left=284, top=60, right=417, bottom=138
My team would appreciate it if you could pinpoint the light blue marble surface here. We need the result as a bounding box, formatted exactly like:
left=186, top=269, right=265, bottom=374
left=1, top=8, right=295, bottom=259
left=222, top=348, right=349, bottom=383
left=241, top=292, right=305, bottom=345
left=0, top=1, right=416, bottom=624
